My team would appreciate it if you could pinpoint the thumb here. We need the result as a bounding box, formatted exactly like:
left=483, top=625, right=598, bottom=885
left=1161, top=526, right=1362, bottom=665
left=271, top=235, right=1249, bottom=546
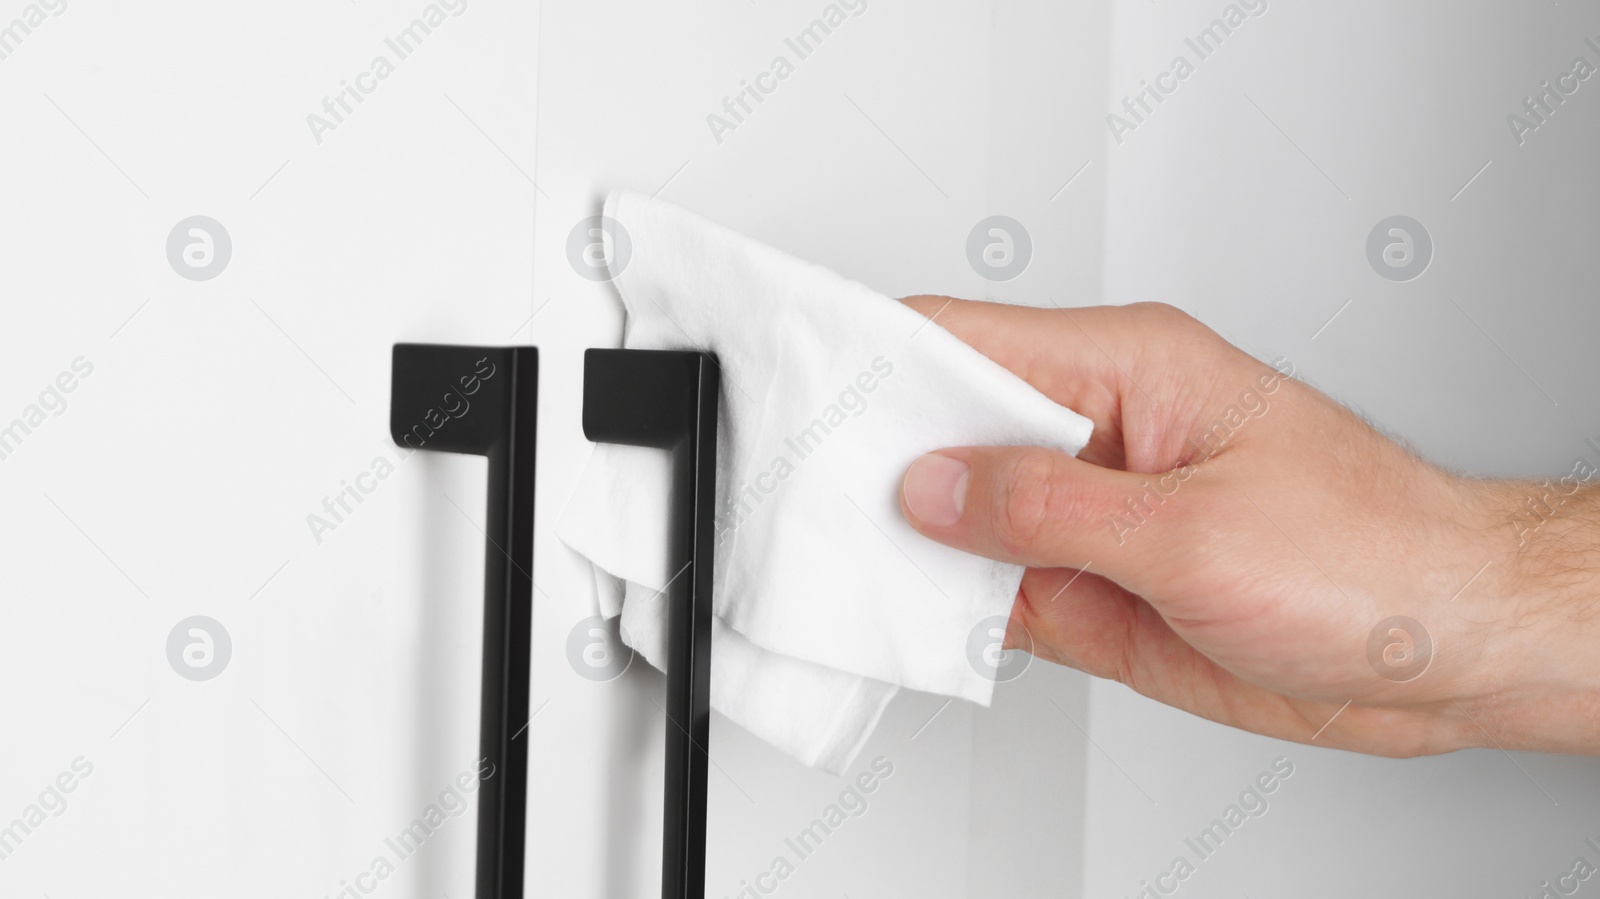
left=899, top=445, right=1194, bottom=586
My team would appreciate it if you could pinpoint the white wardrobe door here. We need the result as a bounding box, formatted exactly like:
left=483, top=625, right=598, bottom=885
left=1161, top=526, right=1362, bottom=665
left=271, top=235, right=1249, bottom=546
left=0, top=2, right=540, bottom=895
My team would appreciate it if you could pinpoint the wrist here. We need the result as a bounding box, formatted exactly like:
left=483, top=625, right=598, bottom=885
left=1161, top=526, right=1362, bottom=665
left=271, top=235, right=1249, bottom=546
left=1454, top=477, right=1600, bottom=754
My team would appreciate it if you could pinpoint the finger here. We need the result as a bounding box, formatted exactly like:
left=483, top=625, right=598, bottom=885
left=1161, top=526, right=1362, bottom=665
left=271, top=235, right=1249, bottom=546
left=1012, top=566, right=1194, bottom=686
left=1011, top=567, right=1428, bottom=755
left=900, top=294, right=1127, bottom=413
left=899, top=296, right=1197, bottom=471
left=1006, top=566, right=1142, bottom=674
left=900, top=295, right=1156, bottom=400
left=900, top=444, right=1196, bottom=592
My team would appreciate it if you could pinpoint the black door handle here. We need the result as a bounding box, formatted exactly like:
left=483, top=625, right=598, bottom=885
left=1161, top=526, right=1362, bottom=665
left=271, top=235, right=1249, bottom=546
left=582, top=348, right=719, bottom=899
left=390, top=343, right=537, bottom=899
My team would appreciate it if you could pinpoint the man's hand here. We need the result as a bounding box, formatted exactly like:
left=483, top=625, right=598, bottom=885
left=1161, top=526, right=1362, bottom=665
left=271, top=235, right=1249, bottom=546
left=898, top=296, right=1600, bottom=757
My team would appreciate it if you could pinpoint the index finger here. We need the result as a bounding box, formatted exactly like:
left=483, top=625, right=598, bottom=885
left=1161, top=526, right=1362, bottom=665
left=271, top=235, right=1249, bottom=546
left=899, top=295, right=1164, bottom=470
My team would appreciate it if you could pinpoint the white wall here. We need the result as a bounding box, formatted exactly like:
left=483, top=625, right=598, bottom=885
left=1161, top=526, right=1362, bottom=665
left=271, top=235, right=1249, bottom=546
left=1087, top=1, right=1600, bottom=897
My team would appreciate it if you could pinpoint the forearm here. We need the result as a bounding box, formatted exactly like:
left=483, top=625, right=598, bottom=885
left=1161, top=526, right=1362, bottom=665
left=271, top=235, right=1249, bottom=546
left=1465, top=479, right=1600, bottom=754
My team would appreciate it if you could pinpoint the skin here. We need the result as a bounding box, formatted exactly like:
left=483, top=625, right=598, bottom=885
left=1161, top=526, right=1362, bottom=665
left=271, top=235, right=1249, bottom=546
left=896, top=296, right=1600, bottom=758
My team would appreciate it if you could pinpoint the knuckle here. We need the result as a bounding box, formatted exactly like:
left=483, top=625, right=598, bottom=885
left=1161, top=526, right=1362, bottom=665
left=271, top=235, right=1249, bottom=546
left=1130, top=301, right=1194, bottom=328
left=994, top=449, right=1071, bottom=557
left=1132, top=301, right=1218, bottom=345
